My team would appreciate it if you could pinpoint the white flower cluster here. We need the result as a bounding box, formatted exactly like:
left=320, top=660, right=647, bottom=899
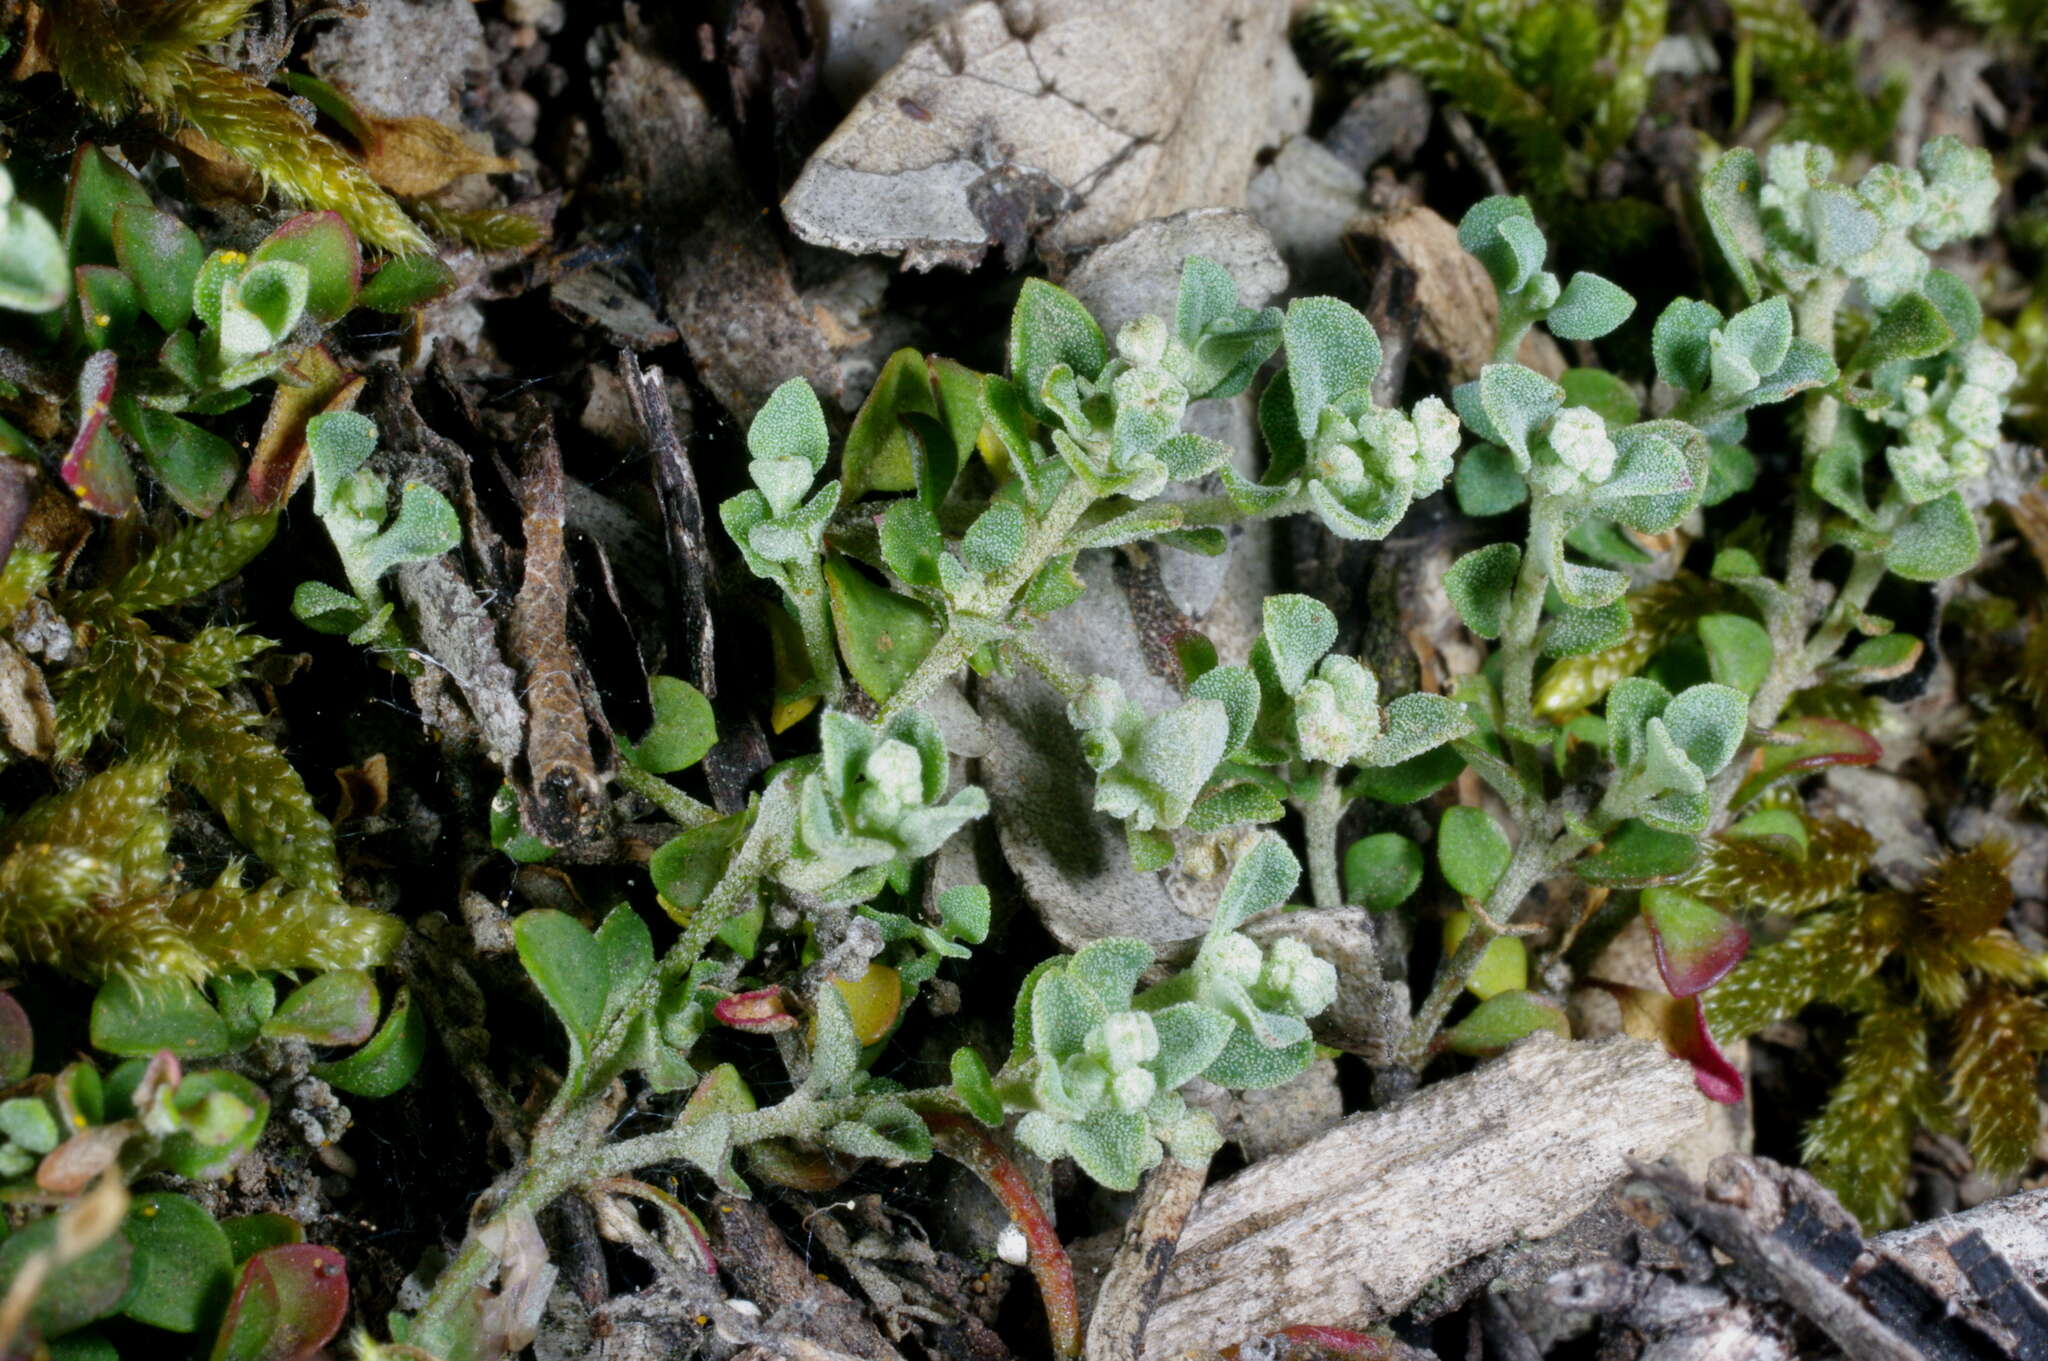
left=1881, top=342, right=2018, bottom=504
left=1528, top=406, right=1618, bottom=496
left=1304, top=395, right=1460, bottom=538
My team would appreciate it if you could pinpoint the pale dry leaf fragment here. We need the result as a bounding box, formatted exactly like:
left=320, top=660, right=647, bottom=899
left=783, top=0, right=1307, bottom=268
left=1140, top=1034, right=1698, bottom=1356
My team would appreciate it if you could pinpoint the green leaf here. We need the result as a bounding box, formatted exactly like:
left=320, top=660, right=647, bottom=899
left=312, top=986, right=426, bottom=1098
left=248, top=212, right=360, bottom=323
left=1884, top=491, right=1979, bottom=582
left=1065, top=1110, right=1155, bottom=1191
left=1662, top=683, right=1749, bottom=778
left=1652, top=298, right=1724, bottom=392
left=1577, top=820, right=1701, bottom=887
left=1445, top=991, right=1569, bottom=1055
left=1211, top=834, right=1301, bottom=935
left=220, top=1215, right=302, bottom=1266
left=841, top=348, right=935, bottom=498
left=804, top=985, right=866, bottom=1100
left=950, top=1047, right=1002, bottom=1125
left=513, top=910, right=609, bottom=1051
left=1372, top=692, right=1475, bottom=765
left=880, top=499, right=946, bottom=589
left=1350, top=743, right=1465, bottom=805
left=1283, top=297, right=1381, bottom=435
left=354, top=254, right=455, bottom=312
left=156, top=1071, right=268, bottom=1179
left=1546, top=272, right=1635, bottom=340
left=1457, top=196, right=1543, bottom=295
left=1848, top=291, right=1953, bottom=374
left=961, top=501, right=1026, bottom=574
left=937, top=884, right=992, bottom=944
left=1189, top=664, right=1261, bottom=754
left=262, top=971, right=378, bottom=1047
left=1835, top=632, right=1921, bottom=682
left=1698, top=614, right=1772, bottom=694
left=218, top=259, right=309, bottom=357
left=1469, top=364, right=1562, bottom=467
left=111, top=204, right=202, bottom=331
left=597, top=905, right=655, bottom=1022
left=1258, top=595, right=1337, bottom=695
left=1920, top=268, right=1981, bottom=348
left=75, top=263, right=139, bottom=349
left=1438, top=806, right=1512, bottom=899
left=823, top=554, right=940, bottom=703
left=122, top=405, right=238, bottom=516
left=1731, top=715, right=1881, bottom=808
left=92, top=977, right=231, bottom=1059
left=1011, top=279, right=1107, bottom=421
left=64, top=145, right=152, bottom=268
left=357, top=482, right=462, bottom=580
left=1444, top=542, right=1521, bottom=638
left=649, top=812, right=749, bottom=911
left=749, top=378, right=831, bottom=472
left=1344, top=832, right=1422, bottom=911
left=488, top=782, right=554, bottom=863
left=1201, top=1028, right=1315, bottom=1090
left=1537, top=597, right=1630, bottom=661
left=826, top=1100, right=933, bottom=1162
left=1699, top=147, right=1762, bottom=300
left=1454, top=443, right=1528, bottom=516
left=122, top=1192, right=234, bottom=1333
left=626, top=676, right=716, bottom=774
left=0, top=1213, right=132, bottom=1339
left=1559, top=368, right=1641, bottom=427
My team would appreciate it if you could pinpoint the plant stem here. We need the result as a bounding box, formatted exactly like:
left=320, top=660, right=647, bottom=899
left=1007, top=630, right=1086, bottom=700
left=1302, top=764, right=1347, bottom=911
left=614, top=761, right=718, bottom=830
left=405, top=821, right=776, bottom=1350
left=1498, top=499, right=1563, bottom=734
left=878, top=476, right=1097, bottom=722
left=1398, top=824, right=1585, bottom=1068
left=785, top=561, right=842, bottom=704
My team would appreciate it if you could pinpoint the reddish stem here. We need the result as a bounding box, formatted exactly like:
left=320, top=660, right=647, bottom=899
left=924, top=1113, right=1080, bottom=1357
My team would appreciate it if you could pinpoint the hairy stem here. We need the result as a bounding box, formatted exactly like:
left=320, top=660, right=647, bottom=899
left=879, top=476, right=1097, bottom=721
left=614, top=761, right=718, bottom=830
left=1498, top=499, right=1564, bottom=734
left=406, top=821, right=775, bottom=1349
left=1302, top=764, right=1347, bottom=911
left=1399, top=824, right=1586, bottom=1068
left=785, top=561, right=843, bottom=705
left=1007, top=629, right=1087, bottom=700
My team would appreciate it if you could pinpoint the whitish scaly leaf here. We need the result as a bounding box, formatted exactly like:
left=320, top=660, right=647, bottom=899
left=1540, top=600, right=1631, bottom=658
left=826, top=1100, right=932, bottom=1162
left=1444, top=542, right=1521, bottom=638
left=1210, top=833, right=1300, bottom=936
left=961, top=501, right=1027, bottom=574
left=1652, top=298, right=1723, bottom=393
left=1458, top=195, right=1544, bottom=295
left=1189, top=664, right=1260, bottom=754
left=1661, top=684, right=1748, bottom=778
left=1438, top=806, right=1511, bottom=900
left=1546, top=272, right=1636, bottom=340
left=1884, top=491, right=1979, bottom=582
left=1283, top=297, right=1381, bottom=436
left=1259, top=595, right=1337, bottom=695
left=1012, top=280, right=1107, bottom=421
left=803, top=986, right=865, bottom=1100
left=1369, top=693, right=1474, bottom=766
left=748, top=377, right=830, bottom=471
left=1065, top=1110, right=1157, bottom=1191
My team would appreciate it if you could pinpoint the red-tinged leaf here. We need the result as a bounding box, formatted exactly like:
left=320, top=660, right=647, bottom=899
left=1734, top=716, right=1881, bottom=808
left=1222, top=1326, right=1389, bottom=1359
left=249, top=213, right=360, bottom=323
left=1599, top=983, right=1746, bottom=1105
left=0, top=991, right=32, bottom=1085
left=713, top=987, right=798, bottom=1033
left=1641, top=887, right=1750, bottom=997
left=63, top=350, right=136, bottom=515
left=926, top=1113, right=1080, bottom=1358
left=210, top=1244, right=348, bottom=1361
left=246, top=351, right=359, bottom=508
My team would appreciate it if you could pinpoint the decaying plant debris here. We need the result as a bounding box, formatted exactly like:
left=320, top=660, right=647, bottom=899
left=0, top=1, right=2046, bottom=1360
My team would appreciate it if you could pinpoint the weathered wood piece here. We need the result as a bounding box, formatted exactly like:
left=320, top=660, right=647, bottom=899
left=1140, top=1034, right=1698, bottom=1357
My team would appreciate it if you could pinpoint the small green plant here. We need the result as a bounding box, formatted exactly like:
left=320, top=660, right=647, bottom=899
left=378, top=134, right=2016, bottom=1360
left=0, top=161, right=66, bottom=314
left=47, top=147, right=453, bottom=516
left=289, top=410, right=462, bottom=657
left=1704, top=843, right=2044, bottom=1228
left=0, top=993, right=352, bottom=1359
left=1966, top=625, right=2048, bottom=815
